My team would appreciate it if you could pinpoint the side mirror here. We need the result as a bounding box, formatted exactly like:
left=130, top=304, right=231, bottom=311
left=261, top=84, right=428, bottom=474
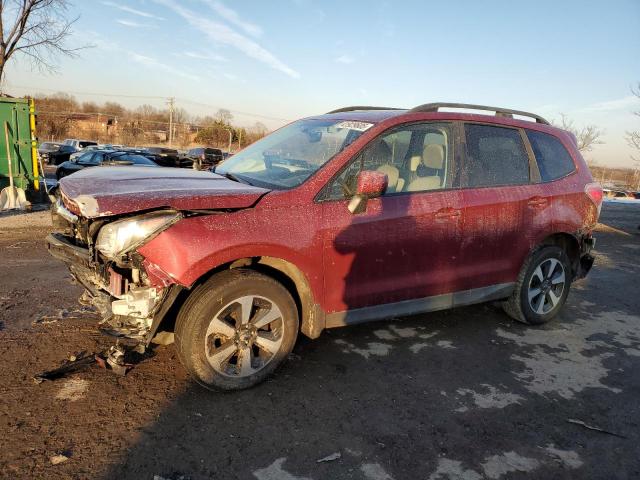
left=348, top=170, right=388, bottom=214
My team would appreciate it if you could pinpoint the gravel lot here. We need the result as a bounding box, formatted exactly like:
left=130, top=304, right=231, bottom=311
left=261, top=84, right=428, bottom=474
left=0, top=202, right=638, bottom=480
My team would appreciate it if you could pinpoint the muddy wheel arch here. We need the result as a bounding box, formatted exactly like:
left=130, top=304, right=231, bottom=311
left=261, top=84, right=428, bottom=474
left=253, top=256, right=324, bottom=339
left=164, top=256, right=325, bottom=341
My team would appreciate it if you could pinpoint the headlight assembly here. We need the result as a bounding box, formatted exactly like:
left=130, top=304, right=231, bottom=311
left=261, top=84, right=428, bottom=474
left=96, top=211, right=181, bottom=259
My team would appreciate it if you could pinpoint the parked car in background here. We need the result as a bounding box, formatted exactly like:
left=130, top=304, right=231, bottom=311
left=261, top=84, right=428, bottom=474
left=185, top=147, right=225, bottom=170
left=38, top=142, right=63, bottom=161
left=48, top=102, right=601, bottom=391
left=56, top=150, right=158, bottom=180
left=144, top=147, right=192, bottom=168
left=63, top=139, right=99, bottom=150
left=68, top=144, right=111, bottom=162
left=604, top=189, right=635, bottom=199
left=48, top=145, right=79, bottom=165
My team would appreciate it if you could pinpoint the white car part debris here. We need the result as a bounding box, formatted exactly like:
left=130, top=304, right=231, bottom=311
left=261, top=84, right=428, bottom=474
left=111, top=286, right=159, bottom=320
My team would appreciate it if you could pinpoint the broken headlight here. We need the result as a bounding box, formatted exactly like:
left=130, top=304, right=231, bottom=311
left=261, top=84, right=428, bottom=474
left=96, top=211, right=181, bottom=260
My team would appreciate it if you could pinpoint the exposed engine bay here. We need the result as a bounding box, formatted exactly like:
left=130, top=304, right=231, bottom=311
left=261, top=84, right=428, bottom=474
left=47, top=194, right=183, bottom=346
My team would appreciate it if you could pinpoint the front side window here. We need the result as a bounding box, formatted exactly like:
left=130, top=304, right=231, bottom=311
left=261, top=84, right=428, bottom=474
left=526, top=130, right=576, bottom=182
left=462, top=124, right=530, bottom=187
left=216, top=119, right=373, bottom=189
left=323, top=122, right=453, bottom=200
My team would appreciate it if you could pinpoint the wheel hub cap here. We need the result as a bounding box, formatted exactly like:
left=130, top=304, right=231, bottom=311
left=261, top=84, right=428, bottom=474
left=204, top=295, right=285, bottom=378
left=527, top=257, right=566, bottom=315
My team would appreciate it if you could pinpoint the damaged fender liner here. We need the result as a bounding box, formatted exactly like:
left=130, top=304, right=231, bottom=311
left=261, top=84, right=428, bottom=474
left=46, top=232, right=183, bottom=346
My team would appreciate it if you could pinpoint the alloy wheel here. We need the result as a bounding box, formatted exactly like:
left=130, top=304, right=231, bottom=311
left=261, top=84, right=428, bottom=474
left=527, top=258, right=566, bottom=315
left=204, top=295, right=284, bottom=377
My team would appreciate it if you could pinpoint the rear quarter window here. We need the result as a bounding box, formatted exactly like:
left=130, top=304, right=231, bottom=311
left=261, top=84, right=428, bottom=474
left=526, top=130, right=576, bottom=182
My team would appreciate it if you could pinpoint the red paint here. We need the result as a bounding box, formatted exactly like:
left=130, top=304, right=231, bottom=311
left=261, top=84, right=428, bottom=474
left=59, top=166, right=268, bottom=217
left=61, top=109, right=598, bottom=318
left=356, top=170, right=388, bottom=197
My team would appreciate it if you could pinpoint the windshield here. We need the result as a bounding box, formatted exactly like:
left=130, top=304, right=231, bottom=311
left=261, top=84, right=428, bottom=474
left=216, top=118, right=372, bottom=189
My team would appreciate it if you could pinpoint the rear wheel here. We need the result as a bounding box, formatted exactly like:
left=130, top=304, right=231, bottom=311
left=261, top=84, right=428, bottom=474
left=503, top=246, right=571, bottom=325
left=175, top=269, right=299, bottom=391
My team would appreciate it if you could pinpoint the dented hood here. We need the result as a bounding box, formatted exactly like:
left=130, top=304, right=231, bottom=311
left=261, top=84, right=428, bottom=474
left=58, top=166, right=270, bottom=218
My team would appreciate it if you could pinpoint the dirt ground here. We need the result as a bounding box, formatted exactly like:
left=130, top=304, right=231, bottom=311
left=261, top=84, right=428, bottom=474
left=0, top=203, right=639, bottom=480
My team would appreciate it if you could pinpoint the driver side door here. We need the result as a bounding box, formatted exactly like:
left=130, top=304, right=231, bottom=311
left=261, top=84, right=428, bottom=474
left=318, top=122, right=465, bottom=323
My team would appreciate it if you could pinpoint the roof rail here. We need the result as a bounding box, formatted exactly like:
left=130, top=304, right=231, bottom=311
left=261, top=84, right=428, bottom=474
left=326, top=106, right=402, bottom=114
left=408, top=102, right=550, bottom=125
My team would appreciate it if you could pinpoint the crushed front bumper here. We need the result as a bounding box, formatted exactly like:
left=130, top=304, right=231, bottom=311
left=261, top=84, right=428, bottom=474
left=46, top=233, right=179, bottom=345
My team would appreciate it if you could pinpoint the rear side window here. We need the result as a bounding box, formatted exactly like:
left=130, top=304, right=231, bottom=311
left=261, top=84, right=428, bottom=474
left=462, top=124, right=530, bottom=187
left=526, top=130, right=576, bottom=182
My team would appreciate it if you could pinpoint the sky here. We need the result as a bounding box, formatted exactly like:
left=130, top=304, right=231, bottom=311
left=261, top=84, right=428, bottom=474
left=4, top=0, right=640, bottom=167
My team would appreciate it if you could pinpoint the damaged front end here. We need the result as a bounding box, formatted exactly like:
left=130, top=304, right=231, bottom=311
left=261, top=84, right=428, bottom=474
left=47, top=195, right=182, bottom=347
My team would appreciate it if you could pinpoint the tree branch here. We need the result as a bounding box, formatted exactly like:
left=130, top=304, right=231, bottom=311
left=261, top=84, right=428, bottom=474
left=555, top=113, right=604, bottom=152
left=0, top=0, right=86, bottom=81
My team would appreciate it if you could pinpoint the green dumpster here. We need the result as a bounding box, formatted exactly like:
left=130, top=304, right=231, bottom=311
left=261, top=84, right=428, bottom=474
left=0, top=96, right=39, bottom=195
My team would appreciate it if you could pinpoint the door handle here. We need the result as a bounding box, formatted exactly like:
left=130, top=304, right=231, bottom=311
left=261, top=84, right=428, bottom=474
left=435, top=208, right=461, bottom=221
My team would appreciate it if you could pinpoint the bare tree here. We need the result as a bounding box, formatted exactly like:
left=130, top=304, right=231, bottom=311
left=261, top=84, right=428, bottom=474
left=625, top=82, right=640, bottom=162
left=554, top=114, right=604, bottom=152
left=0, top=0, right=82, bottom=83
left=215, top=108, right=233, bottom=124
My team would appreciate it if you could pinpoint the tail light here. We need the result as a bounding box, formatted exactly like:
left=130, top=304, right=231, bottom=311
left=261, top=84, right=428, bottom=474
left=585, top=182, right=603, bottom=216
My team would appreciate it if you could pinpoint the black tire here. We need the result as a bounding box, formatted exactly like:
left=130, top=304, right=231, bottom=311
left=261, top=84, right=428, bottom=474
left=503, top=245, right=572, bottom=325
left=175, top=269, right=299, bottom=391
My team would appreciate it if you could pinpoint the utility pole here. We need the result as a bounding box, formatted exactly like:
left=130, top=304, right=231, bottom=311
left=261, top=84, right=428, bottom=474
left=167, top=97, right=175, bottom=146
left=224, top=128, right=232, bottom=153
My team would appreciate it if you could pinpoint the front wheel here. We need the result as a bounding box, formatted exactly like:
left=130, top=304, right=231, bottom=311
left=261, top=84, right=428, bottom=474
left=503, top=246, right=571, bottom=325
left=175, top=269, right=299, bottom=391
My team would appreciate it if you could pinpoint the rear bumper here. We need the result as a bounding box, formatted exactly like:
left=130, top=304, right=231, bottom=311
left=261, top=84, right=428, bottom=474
left=576, top=235, right=596, bottom=280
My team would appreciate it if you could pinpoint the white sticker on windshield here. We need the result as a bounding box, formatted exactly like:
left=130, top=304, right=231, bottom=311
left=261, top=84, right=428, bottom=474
left=335, top=121, right=374, bottom=132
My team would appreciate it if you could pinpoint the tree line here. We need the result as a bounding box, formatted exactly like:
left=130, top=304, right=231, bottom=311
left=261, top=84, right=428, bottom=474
left=33, top=92, right=270, bottom=150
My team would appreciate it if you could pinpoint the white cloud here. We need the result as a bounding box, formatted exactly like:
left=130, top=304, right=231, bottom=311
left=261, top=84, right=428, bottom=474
left=182, top=50, right=228, bottom=62
left=101, top=1, right=165, bottom=20
left=581, top=96, right=640, bottom=112
left=116, top=19, right=154, bottom=28
left=128, top=51, right=201, bottom=81
left=203, top=0, right=262, bottom=37
left=335, top=54, right=354, bottom=64
left=153, top=0, right=300, bottom=79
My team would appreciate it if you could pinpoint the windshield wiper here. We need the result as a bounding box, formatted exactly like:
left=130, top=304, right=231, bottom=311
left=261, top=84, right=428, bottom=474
left=217, top=171, right=253, bottom=186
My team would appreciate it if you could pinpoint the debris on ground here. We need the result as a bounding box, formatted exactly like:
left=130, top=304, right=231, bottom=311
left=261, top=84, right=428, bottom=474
left=33, top=343, right=147, bottom=383
left=151, top=331, right=175, bottom=346
left=49, top=454, right=69, bottom=465
left=566, top=418, right=626, bottom=438
left=34, top=306, right=98, bottom=325
left=33, top=351, right=98, bottom=383
left=316, top=452, right=341, bottom=463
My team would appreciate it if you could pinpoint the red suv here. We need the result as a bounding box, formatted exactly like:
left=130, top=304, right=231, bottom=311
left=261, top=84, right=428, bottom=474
left=48, top=103, right=602, bottom=390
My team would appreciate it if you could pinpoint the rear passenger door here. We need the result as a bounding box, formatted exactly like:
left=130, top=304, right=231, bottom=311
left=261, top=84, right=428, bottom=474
left=457, top=123, right=548, bottom=291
